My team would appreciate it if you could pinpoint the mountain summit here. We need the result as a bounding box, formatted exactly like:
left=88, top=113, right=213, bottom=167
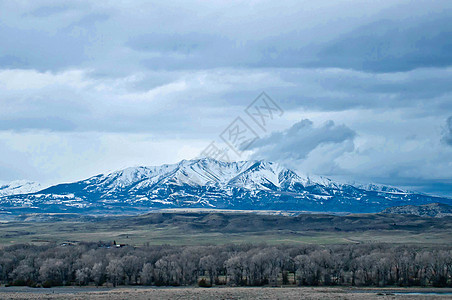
left=1, top=158, right=451, bottom=215
left=0, top=180, right=42, bottom=197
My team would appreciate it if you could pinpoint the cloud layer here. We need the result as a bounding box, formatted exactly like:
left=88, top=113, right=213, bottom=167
left=0, top=1, right=451, bottom=196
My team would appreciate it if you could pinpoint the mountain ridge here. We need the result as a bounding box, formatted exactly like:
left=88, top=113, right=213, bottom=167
left=1, top=158, right=451, bottom=215
left=0, top=180, right=42, bottom=197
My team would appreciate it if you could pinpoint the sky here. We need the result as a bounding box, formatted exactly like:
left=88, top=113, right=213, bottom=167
left=0, top=0, right=451, bottom=196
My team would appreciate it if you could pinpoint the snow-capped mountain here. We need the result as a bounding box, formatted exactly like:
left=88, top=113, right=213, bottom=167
left=0, top=180, right=42, bottom=197
left=352, top=183, right=408, bottom=194
left=1, top=158, right=451, bottom=215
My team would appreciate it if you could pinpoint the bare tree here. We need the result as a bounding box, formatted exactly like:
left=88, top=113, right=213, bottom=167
left=106, top=259, right=124, bottom=287
left=0, top=242, right=450, bottom=288
left=140, top=263, right=154, bottom=285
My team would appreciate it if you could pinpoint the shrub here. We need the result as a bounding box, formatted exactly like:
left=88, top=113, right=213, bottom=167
left=198, top=278, right=212, bottom=287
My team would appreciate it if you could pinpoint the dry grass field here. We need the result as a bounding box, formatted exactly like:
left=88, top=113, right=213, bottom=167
left=0, top=212, right=451, bottom=247
left=1, top=287, right=452, bottom=300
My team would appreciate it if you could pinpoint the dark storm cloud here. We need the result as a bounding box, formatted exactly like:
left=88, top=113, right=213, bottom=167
left=310, top=16, right=452, bottom=72
left=0, top=1, right=450, bottom=74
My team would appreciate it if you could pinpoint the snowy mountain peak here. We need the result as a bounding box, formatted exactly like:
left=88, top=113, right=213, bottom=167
left=0, top=180, right=42, bottom=197
left=37, top=158, right=411, bottom=194
left=352, top=183, right=410, bottom=194
left=1, top=158, right=451, bottom=215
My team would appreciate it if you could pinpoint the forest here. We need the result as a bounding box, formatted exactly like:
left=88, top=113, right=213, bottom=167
left=0, top=242, right=451, bottom=288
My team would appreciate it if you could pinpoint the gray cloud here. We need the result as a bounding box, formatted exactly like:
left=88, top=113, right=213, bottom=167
left=310, top=15, right=452, bottom=72
left=0, top=55, right=29, bottom=68
left=0, top=24, right=89, bottom=71
left=120, top=3, right=452, bottom=73
left=0, top=1, right=449, bottom=73
left=28, top=4, right=76, bottom=18
left=247, top=119, right=356, bottom=163
left=0, top=117, right=76, bottom=132
left=442, top=116, right=452, bottom=146
left=1, top=67, right=451, bottom=135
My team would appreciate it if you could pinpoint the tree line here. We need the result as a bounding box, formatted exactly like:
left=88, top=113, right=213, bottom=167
left=0, top=242, right=451, bottom=288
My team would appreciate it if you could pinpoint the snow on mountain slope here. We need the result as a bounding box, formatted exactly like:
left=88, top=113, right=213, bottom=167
left=353, top=183, right=409, bottom=194
left=1, top=158, right=451, bottom=215
left=0, top=180, right=42, bottom=197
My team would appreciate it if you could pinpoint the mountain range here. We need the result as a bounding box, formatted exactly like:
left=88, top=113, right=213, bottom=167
left=1, top=158, right=451, bottom=215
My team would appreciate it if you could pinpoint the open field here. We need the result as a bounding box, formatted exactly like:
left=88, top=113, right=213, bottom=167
left=1, top=287, right=452, bottom=300
left=1, top=212, right=451, bottom=294
left=0, top=212, right=451, bottom=246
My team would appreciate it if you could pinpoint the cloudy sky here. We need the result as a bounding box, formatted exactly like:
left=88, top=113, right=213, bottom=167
left=0, top=0, right=451, bottom=196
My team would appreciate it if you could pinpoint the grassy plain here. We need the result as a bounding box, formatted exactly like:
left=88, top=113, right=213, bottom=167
left=0, top=212, right=451, bottom=246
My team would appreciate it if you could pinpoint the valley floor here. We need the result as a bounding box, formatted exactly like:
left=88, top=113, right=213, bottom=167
left=0, top=212, right=451, bottom=246
left=1, top=286, right=452, bottom=300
